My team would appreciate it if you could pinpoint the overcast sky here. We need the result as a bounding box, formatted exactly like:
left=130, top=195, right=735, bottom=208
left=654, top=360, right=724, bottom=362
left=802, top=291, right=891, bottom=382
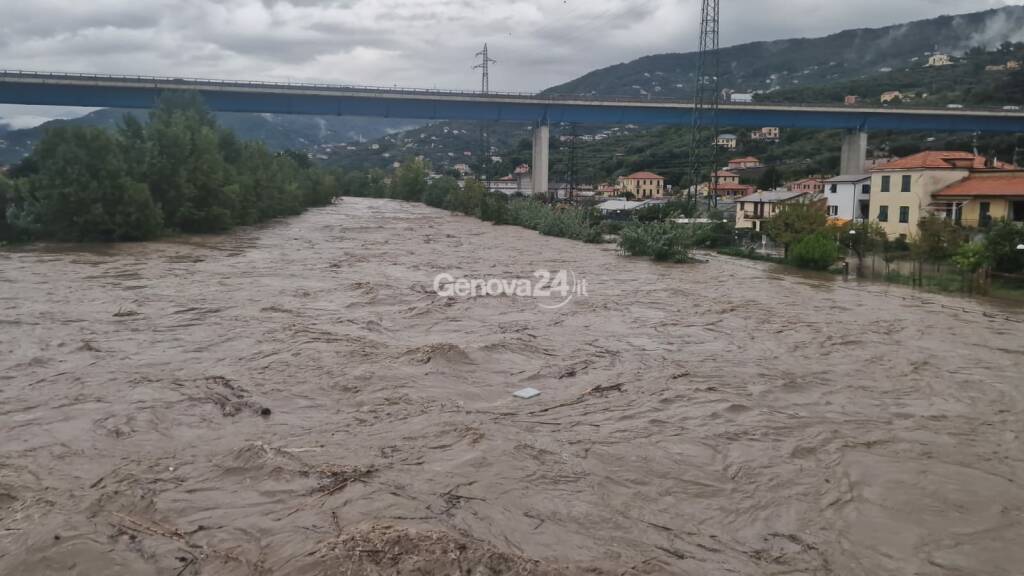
left=2, top=0, right=1023, bottom=128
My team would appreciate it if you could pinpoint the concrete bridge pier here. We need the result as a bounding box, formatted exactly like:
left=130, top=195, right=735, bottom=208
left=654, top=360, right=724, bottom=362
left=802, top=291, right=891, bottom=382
left=532, top=123, right=550, bottom=198
left=840, top=129, right=868, bottom=175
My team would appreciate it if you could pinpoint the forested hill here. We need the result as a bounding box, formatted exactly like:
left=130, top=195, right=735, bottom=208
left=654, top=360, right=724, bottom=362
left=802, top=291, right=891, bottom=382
left=0, top=109, right=422, bottom=166
left=543, top=6, right=1024, bottom=99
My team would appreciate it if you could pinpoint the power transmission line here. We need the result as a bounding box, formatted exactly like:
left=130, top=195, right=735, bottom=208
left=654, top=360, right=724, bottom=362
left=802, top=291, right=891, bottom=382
left=473, top=43, right=496, bottom=94
left=473, top=44, right=498, bottom=176
left=686, top=0, right=721, bottom=209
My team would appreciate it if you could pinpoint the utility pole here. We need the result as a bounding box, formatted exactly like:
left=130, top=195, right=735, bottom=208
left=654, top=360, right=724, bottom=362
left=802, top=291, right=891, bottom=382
left=686, top=0, right=721, bottom=210
left=473, top=44, right=497, bottom=178
left=569, top=124, right=578, bottom=201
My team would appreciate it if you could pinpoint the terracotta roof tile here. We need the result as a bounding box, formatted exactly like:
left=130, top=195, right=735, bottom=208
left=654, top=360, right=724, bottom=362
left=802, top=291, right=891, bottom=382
left=623, top=171, right=664, bottom=180
left=933, top=172, right=1024, bottom=198
left=872, top=151, right=1014, bottom=171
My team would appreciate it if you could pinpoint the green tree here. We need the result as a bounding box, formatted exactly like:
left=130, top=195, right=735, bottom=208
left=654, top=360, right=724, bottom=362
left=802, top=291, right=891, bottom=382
left=789, top=233, right=839, bottom=270
left=365, top=169, right=390, bottom=198
left=117, top=113, right=149, bottom=182
left=9, top=126, right=162, bottom=241
left=839, top=220, right=887, bottom=276
left=446, top=178, right=485, bottom=215
left=619, top=221, right=697, bottom=263
left=478, top=192, right=511, bottom=224
left=983, top=219, right=1024, bottom=274
left=423, top=176, right=458, bottom=209
left=0, top=175, right=14, bottom=241
left=756, top=166, right=782, bottom=191
left=391, top=159, right=430, bottom=202
left=909, top=214, right=963, bottom=283
left=764, top=201, right=828, bottom=258
left=952, top=242, right=991, bottom=294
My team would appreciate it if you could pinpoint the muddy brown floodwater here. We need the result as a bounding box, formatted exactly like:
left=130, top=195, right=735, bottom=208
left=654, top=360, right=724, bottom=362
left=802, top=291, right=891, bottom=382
left=1, top=198, right=1023, bottom=575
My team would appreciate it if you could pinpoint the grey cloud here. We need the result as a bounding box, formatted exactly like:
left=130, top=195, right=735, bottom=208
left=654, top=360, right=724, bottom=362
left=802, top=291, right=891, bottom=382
left=1, top=0, right=1023, bottom=126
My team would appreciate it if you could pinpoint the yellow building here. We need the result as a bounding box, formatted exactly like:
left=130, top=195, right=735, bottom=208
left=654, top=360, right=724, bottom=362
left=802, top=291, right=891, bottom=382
left=619, top=171, right=665, bottom=199
left=932, top=172, right=1024, bottom=227
left=869, top=151, right=1015, bottom=238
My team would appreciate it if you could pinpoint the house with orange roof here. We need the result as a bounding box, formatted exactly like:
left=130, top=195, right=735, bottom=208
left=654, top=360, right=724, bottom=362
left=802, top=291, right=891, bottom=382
left=698, top=170, right=741, bottom=196
left=869, top=151, right=1016, bottom=238
left=618, top=171, right=665, bottom=199
left=710, top=182, right=757, bottom=202
left=788, top=177, right=826, bottom=195
left=727, top=156, right=762, bottom=170
left=932, top=171, right=1024, bottom=227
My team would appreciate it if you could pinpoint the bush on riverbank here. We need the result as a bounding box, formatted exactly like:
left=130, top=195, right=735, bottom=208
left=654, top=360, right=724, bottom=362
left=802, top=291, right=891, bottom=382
left=514, top=201, right=604, bottom=243
left=619, top=221, right=697, bottom=263
left=2, top=93, right=343, bottom=242
left=788, top=233, right=839, bottom=270
left=370, top=169, right=606, bottom=244
left=0, top=175, right=16, bottom=242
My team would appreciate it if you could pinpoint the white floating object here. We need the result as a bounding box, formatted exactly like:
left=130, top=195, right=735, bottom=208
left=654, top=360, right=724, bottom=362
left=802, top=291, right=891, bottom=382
left=513, top=388, right=541, bottom=399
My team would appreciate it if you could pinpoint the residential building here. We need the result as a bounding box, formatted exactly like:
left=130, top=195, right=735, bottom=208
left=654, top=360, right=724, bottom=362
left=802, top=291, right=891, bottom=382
left=453, top=163, right=472, bottom=176
left=596, top=199, right=648, bottom=220
left=750, top=127, right=780, bottom=142
left=710, top=182, right=757, bottom=202
left=727, top=156, right=762, bottom=170
left=844, top=95, right=861, bottom=106
left=926, top=53, right=953, bottom=67
left=869, top=151, right=1015, bottom=238
left=1009, top=60, right=1022, bottom=71
left=824, top=175, right=872, bottom=221
left=788, top=177, right=825, bottom=195
left=596, top=183, right=618, bottom=196
left=698, top=170, right=741, bottom=196
left=730, top=93, right=755, bottom=104
left=735, top=190, right=810, bottom=232
left=880, top=91, right=904, bottom=104
left=932, top=171, right=1024, bottom=227
left=716, top=134, right=738, bottom=149
left=483, top=173, right=532, bottom=196
left=619, top=171, right=666, bottom=199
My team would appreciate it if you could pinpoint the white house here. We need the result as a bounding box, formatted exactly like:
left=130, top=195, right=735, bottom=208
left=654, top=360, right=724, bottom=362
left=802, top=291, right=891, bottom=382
left=715, top=134, right=738, bottom=149
left=483, top=172, right=533, bottom=196
left=824, top=174, right=872, bottom=222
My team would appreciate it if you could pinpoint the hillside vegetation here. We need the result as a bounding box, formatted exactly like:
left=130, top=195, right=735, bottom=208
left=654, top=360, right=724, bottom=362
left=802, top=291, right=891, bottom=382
left=544, top=6, right=1024, bottom=99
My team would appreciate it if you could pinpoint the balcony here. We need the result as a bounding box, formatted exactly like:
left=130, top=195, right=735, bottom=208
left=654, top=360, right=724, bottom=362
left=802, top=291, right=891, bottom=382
left=742, top=211, right=768, bottom=220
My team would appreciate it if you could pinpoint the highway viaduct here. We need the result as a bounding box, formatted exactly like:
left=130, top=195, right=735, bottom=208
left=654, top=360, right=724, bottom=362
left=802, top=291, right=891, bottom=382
left=4, top=70, right=1024, bottom=194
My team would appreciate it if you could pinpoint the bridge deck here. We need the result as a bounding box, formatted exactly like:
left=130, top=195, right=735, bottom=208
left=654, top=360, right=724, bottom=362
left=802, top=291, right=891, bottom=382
left=3, top=70, right=1024, bottom=132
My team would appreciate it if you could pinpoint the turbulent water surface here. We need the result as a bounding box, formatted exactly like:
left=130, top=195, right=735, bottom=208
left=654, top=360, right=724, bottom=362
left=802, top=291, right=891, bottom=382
left=1, top=198, right=1022, bottom=575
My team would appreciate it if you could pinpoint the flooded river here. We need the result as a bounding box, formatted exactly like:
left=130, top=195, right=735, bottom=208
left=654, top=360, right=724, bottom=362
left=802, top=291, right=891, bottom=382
left=1, top=198, right=1023, bottom=575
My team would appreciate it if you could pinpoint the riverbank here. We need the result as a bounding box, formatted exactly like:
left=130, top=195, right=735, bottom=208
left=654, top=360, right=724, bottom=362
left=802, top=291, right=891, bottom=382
left=2, top=198, right=1023, bottom=575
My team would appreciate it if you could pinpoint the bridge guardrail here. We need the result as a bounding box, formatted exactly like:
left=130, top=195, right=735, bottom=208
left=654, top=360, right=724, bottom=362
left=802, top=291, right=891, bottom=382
left=2, top=69, right=1023, bottom=113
